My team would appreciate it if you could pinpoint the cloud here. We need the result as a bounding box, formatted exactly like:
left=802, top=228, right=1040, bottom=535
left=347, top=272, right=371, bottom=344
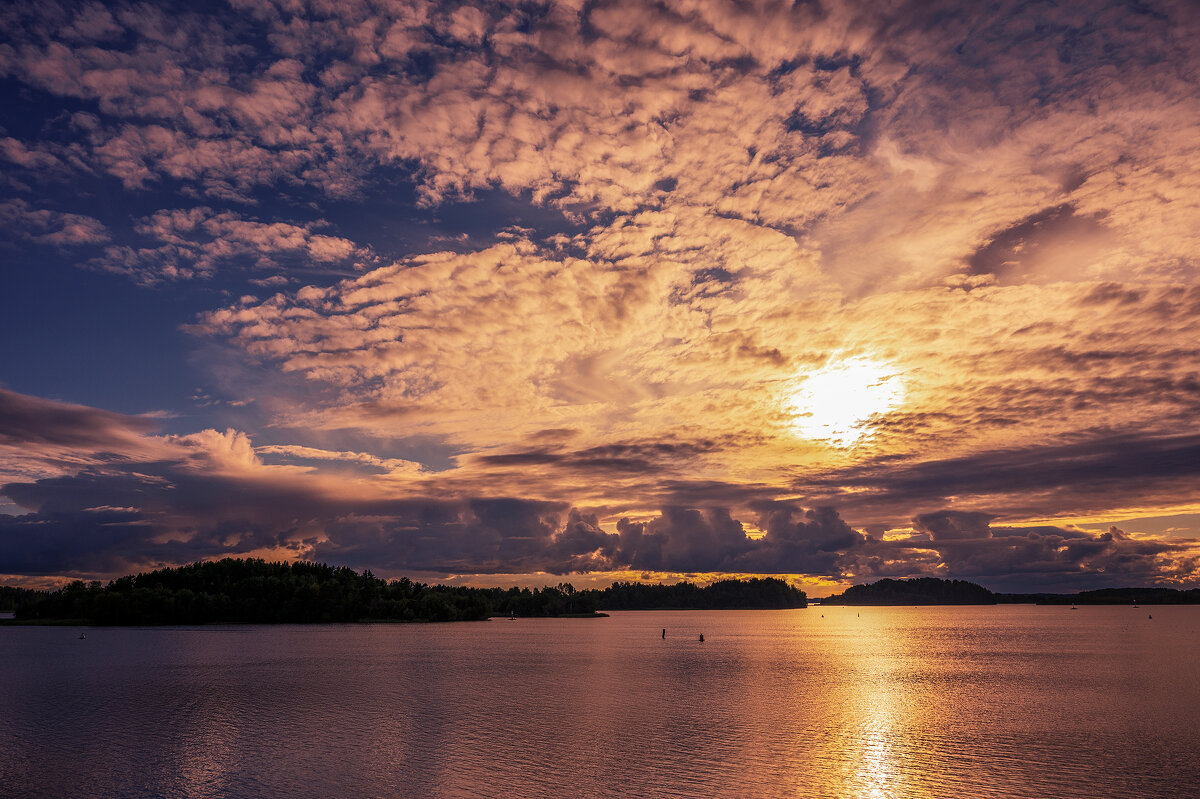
left=4, top=0, right=1198, bottom=303
left=0, top=137, right=70, bottom=173
left=913, top=510, right=993, bottom=541
left=7, top=440, right=1193, bottom=592
left=0, top=387, right=1194, bottom=588
left=0, top=507, right=161, bottom=575
left=87, top=207, right=370, bottom=284
left=610, top=504, right=871, bottom=576
left=872, top=515, right=1200, bottom=593
left=2, top=1, right=1200, bottom=589
left=256, top=443, right=426, bottom=476
left=0, top=386, right=158, bottom=469
left=0, top=199, right=109, bottom=246
left=189, top=209, right=834, bottom=455
left=804, top=432, right=1200, bottom=524
left=0, top=388, right=168, bottom=521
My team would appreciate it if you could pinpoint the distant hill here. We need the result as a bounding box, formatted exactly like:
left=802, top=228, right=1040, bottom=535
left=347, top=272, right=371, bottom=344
left=821, top=577, right=996, bottom=605
left=997, top=587, right=1200, bottom=605
left=821, top=578, right=1200, bottom=606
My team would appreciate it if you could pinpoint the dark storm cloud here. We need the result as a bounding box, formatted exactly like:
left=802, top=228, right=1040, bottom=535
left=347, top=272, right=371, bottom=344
left=0, top=387, right=157, bottom=448
left=612, top=504, right=868, bottom=576
left=1, top=447, right=856, bottom=577
left=871, top=515, right=1197, bottom=593
left=639, top=481, right=777, bottom=511
left=735, top=505, right=868, bottom=574
left=308, top=497, right=569, bottom=573
left=2, top=447, right=1195, bottom=591
left=2, top=462, right=845, bottom=576
left=0, top=464, right=290, bottom=573
left=478, top=451, right=563, bottom=466
left=1, top=459, right=620, bottom=576
left=615, top=507, right=750, bottom=572
left=315, top=503, right=625, bottom=575
left=0, top=508, right=159, bottom=575
left=914, top=510, right=993, bottom=540
left=803, top=432, right=1200, bottom=521
left=477, top=439, right=720, bottom=474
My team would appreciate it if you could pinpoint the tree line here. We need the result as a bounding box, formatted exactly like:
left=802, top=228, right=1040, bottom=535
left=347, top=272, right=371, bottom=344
left=15, top=559, right=491, bottom=624
left=0, top=585, right=47, bottom=612
left=821, top=577, right=1200, bottom=605
left=595, top=578, right=807, bottom=610
left=822, top=577, right=997, bottom=605
left=10, top=559, right=807, bottom=625
left=997, top=586, right=1200, bottom=605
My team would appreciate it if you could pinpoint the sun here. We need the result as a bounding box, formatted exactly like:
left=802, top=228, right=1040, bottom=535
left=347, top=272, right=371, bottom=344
left=786, top=356, right=906, bottom=447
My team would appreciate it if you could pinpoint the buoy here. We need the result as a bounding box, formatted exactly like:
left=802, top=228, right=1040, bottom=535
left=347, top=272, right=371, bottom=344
left=699, top=633, right=705, bottom=642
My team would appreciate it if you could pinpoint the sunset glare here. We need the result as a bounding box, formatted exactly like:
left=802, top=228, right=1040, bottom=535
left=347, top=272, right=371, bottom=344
left=786, top=357, right=906, bottom=447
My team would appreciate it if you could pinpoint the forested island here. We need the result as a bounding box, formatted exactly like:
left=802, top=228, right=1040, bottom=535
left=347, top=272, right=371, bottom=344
left=820, top=577, right=1200, bottom=605
left=821, top=577, right=997, bottom=605
left=5, top=559, right=806, bottom=625
left=597, top=578, right=807, bottom=610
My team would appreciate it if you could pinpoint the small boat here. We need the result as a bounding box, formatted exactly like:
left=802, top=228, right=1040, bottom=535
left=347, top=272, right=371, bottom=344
left=79, top=633, right=86, bottom=639
left=1070, top=603, right=1077, bottom=610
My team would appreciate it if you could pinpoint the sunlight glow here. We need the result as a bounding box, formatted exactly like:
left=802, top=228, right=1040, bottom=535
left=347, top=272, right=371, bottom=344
left=787, top=357, right=906, bottom=447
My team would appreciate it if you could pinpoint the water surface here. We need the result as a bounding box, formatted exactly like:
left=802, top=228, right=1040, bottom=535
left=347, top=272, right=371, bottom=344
left=2, top=606, right=1197, bottom=798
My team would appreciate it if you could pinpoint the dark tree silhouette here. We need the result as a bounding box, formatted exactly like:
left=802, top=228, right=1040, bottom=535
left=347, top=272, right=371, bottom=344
left=14, top=559, right=492, bottom=624
left=822, top=578, right=996, bottom=605
left=11, top=560, right=810, bottom=625
left=0, top=585, right=47, bottom=612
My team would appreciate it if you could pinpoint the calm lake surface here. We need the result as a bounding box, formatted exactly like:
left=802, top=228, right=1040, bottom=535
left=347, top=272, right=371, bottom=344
left=2, top=606, right=1198, bottom=798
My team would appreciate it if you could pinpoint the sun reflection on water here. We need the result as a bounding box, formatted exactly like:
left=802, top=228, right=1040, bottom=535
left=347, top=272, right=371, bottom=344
left=829, top=610, right=912, bottom=799
left=856, top=714, right=899, bottom=799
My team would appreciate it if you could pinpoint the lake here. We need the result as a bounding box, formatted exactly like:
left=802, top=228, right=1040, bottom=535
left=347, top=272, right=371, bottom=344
left=1, top=606, right=1197, bottom=798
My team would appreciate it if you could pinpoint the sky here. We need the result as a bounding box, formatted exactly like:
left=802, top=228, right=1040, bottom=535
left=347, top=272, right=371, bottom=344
left=2, top=0, right=1200, bottom=595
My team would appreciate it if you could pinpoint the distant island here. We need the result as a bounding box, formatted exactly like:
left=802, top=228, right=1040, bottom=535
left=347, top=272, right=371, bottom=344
left=820, top=577, right=1200, bottom=605
left=596, top=578, right=807, bottom=611
left=5, top=559, right=806, bottom=625
left=997, top=586, right=1200, bottom=605
left=822, top=577, right=996, bottom=605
